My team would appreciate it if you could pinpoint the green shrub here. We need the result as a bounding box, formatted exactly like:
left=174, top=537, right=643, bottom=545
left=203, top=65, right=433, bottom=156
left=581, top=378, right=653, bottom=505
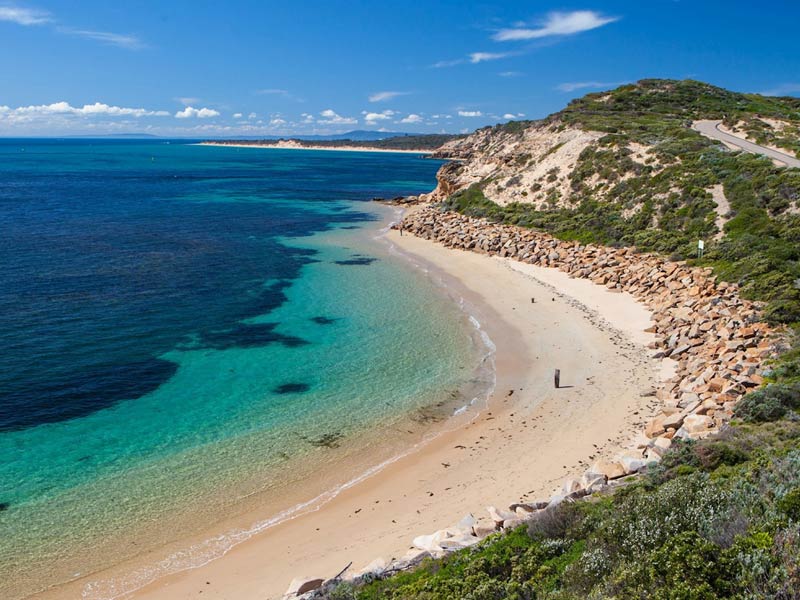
left=734, top=383, right=800, bottom=422
left=777, top=488, right=800, bottom=521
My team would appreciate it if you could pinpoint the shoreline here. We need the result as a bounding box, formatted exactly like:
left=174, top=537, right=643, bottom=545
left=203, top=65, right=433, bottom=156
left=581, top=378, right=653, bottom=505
left=197, top=142, right=434, bottom=154
left=26, top=207, right=494, bottom=600
left=115, top=210, right=662, bottom=600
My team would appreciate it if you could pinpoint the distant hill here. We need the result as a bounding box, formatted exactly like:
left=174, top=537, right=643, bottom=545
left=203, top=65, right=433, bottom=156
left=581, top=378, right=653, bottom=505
left=211, top=130, right=430, bottom=142
left=63, top=133, right=161, bottom=139
left=208, top=133, right=464, bottom=151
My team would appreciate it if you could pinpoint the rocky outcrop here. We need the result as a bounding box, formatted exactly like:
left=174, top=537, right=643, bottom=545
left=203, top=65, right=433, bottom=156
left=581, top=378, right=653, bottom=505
left=429, top=120, right=603, bottom=207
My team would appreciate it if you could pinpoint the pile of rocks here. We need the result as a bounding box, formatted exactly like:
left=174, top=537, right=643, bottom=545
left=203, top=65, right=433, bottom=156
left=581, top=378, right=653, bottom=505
left=398, top=206, right=776, bottom=479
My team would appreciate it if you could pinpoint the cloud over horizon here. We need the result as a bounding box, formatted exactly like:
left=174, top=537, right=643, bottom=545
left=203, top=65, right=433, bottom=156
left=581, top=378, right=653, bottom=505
left=175, top=106, right=220, bottom=119
left=317, top=109, right=357, bottom=125
left=0, top=101, right=169, bottom=118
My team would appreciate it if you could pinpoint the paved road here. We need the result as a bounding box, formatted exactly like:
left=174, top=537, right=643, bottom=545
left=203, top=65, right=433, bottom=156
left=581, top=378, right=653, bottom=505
left=693, top=119, right=800, bottom=169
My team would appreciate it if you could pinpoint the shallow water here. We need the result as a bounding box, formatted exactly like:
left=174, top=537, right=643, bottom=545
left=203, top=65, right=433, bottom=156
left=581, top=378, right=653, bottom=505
left=0, top=141, right=492, bottom=598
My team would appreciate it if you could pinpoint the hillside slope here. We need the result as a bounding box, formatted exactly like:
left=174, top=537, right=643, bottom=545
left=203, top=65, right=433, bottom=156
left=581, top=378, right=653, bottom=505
left=431, top=79, right=800, bottom=325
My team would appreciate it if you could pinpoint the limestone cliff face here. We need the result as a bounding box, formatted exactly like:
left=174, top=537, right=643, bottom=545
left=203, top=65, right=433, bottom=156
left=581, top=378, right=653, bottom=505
left=429, top=120, right=604, bottom=207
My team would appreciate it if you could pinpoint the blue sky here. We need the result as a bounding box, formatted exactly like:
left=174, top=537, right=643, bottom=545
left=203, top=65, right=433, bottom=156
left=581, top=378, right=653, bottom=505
left=1, top=0, right=799, bottom=137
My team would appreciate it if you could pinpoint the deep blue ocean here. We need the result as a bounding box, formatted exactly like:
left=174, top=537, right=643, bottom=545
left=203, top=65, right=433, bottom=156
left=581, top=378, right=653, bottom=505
left=0, top=140, right=491, bottom=599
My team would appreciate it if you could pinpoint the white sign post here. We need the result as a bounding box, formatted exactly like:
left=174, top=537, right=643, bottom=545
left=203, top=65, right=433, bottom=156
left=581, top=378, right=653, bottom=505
left=697, top=239, right=705, bottom=259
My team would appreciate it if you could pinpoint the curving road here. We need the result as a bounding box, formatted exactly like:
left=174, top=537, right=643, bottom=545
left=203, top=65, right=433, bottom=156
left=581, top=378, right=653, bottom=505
left=693, top=120, right=800, bottom=168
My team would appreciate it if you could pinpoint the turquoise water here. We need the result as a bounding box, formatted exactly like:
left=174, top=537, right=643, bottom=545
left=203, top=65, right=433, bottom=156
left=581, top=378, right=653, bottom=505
left=0, top=141, right=492, bottom=598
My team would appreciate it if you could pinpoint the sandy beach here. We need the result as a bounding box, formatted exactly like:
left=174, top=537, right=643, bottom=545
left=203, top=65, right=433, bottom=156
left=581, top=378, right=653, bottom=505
left=97, top=223, right=668, bottom=600
left=199, top=141, right=433, bottom=154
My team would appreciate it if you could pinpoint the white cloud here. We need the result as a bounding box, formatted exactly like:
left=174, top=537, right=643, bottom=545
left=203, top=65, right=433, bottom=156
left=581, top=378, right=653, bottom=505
left=431, top=114, right=453, bottom=119
left=469, top=52, right=511, bottom=64
left=432, top=58, right=465, bottom=68
left=0, top=5, right=50, bottom=25
left=175, top=106, right=220, bottom=119
left=270, top=118, right=286, bottom=126
left=556, top=81, right=620, bottom=92
left=363, top=109, right=396, bottom=124
left=7, top=101, right=168, bottom=117
left=0, top=6, right=143, bottom=49
left=62, top=29, right=143, bottom=49
left=502, top=113, right=517, bottom=119
left=318, top=109, right=357, bottom=125
left=368, top=91, right=410, bottom=103
left=493, top=11, right=618, bottom=41
left=232, top=112, right=243, bottom=119
left=248, top=112, right=257, bottom=119
left=301, top=112, right=314, bottom=123
left=458, top=110, right=483, bottom=117
left=400, top=113, right=423, bottom=124
left=499, top=71, right=523, bottom=78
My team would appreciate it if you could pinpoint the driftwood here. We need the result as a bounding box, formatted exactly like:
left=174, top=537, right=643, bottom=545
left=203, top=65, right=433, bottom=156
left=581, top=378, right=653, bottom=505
left=331, top=561, right=353, bottom=581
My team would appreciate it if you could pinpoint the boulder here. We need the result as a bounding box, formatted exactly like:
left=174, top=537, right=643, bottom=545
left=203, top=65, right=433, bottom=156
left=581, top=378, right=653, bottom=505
left=619, top=453, right=648, bottom=474
left=683, top=414, right=714, bottom=434
left=356, top=557, right=387, bottom=577
left=502, top=517, right=528, bottom=530
left=588, top=459, right=626, bottom=480
left=284, top=577, right=325, bottom=598
left=486, top=506, right=516, bottom=526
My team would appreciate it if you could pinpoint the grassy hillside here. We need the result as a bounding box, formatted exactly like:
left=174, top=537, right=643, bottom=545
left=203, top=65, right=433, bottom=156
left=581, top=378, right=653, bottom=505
left=322, top=80, right=800, bottom=599
left=444, top=80, right=800, bottom=325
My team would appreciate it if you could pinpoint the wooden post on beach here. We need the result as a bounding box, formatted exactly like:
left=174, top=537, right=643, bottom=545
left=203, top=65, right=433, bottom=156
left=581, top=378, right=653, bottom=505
left=554, top=369, right=561, bottom=389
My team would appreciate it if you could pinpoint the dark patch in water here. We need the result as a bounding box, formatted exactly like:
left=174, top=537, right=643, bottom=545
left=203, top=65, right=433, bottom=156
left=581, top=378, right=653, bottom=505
left=340, top=225, right=360, bottom=230
left=296, top=431, right=343, bottom=449
left=335, top=256, right=377, bottom=266
left=0, top=358, right=178, bottom=432
left=0, top=502, right=9, bottom=512
left=310, top=316, right=337, bottom=325
left=199, top=323, right=309, bottom=350
left=273, top=382, right=311, bottom=394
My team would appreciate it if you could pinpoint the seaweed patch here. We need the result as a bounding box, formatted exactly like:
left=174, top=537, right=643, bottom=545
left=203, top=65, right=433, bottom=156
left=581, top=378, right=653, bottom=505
left=310, top=316, right=337, bottom=325
left=334, top=256, right=377, bottom=266
left=274, top=382, right=311, bottom=394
